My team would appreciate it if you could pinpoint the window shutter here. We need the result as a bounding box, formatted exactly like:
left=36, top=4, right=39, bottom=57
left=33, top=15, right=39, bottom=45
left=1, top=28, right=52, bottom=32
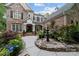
left=10, top=11, right=13, bottom=18
left=33, top=16, right=35, bottom=20
left=21, top=13, right=23, bottom=19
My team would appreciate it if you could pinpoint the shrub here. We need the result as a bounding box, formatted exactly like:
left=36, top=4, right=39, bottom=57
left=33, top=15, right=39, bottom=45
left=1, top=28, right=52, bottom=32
left=52, top=24, right=78, bottom=43
left=53, top=31, right=60, bottom=40
left=15, top=34, right=22, bottom=41
left=38, top=30, right=45, bottom=39
left=49, top=31, right=53, bottom=38
left=56, top=25, right=75, bottom=43
left=0, top=48, right=10, bottom=56
left=0, top=30, right=23, bottom=56
left=8, top=39, right=23, bottom=55
left=9, top=39, right=23, bottom=48
left=1, top=30, right=17, bottom=43
left=71, top=32, right=79, bottom=42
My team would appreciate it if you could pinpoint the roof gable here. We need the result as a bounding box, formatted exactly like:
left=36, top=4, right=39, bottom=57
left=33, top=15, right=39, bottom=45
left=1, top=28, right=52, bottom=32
left=48, top=3, right=74, bottom=21
left=6, top=3, right=32, bottom=11
left=42, top=3, right=75, bottom=24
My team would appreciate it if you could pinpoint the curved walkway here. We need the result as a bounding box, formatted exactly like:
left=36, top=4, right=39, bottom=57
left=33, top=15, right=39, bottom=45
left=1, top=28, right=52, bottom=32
left=22, top=36, right=79, bottom=56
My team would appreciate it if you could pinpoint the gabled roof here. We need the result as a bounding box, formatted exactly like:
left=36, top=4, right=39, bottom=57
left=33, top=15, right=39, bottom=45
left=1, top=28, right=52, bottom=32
left=42, top=3, right=75, bottom=24
left=49, top=3, right=74, bottom=19
left=6, top=3, right=33, bottom=11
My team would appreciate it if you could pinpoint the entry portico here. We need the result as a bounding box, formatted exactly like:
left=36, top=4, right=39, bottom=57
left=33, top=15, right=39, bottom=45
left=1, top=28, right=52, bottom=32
left=23, top=19, right=35, bottom=32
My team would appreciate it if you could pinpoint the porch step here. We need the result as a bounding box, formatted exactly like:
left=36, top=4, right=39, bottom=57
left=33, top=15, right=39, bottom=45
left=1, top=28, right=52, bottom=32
left=24, top=32, right=36, bottom=36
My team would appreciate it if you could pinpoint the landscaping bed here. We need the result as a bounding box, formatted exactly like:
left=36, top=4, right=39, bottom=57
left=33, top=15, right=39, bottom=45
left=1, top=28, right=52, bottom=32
left=36, top=24, right=79, bottom=52
left=35, top=38, right=79, bottom=52
left=0, top=30, right=24, bottom=56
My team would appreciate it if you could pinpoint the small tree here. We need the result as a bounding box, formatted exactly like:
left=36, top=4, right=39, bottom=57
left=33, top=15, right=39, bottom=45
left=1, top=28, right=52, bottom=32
left=0, top=3, right=6, bottom=31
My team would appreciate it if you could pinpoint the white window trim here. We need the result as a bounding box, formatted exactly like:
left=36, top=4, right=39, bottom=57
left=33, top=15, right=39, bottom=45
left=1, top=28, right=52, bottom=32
left=11, top=24, right=16, bottom=32
left=11, top=24, right=22, bottom=32
left=13, top=11, right=21, bottom=19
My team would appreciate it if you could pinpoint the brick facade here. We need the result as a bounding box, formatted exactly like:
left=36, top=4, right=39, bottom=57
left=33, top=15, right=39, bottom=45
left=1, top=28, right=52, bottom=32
left=6, top=3, right=45, bottom=32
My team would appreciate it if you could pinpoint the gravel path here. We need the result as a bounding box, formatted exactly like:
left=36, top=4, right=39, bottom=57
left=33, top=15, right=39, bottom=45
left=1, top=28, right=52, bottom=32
left=22, top=36, right=79, bottom=56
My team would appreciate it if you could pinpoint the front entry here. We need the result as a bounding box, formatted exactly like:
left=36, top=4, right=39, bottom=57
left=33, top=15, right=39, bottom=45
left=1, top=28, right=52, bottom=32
left=26, top=24, right=33, bottom=32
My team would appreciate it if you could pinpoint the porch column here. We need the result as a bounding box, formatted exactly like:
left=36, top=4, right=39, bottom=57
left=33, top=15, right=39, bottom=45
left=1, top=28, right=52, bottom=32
left=33, top=24, right=35, bottom=32
left=23, top=23, right=27, bottom=32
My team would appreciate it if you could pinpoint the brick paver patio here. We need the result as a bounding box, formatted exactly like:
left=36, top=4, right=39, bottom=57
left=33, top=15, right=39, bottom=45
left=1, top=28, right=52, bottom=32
left=22, top=36, right=79, bottom=56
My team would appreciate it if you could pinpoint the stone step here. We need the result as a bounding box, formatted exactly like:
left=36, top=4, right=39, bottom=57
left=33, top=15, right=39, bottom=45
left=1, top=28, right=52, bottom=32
left=23, top=32, right=36, bottom=36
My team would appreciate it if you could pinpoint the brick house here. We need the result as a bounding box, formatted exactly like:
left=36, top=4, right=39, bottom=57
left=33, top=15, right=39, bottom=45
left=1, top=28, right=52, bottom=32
left=42, top=3, right=79, bottom=29
left=5, top=3, right=46, bottom=33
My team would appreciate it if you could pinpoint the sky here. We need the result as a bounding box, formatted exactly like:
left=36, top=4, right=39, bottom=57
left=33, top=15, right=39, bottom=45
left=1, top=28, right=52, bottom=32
left=28, top=3, right=65, bottom=15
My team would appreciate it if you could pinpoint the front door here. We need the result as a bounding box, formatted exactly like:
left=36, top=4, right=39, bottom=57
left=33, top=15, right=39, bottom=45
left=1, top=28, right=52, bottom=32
left=26, top=24, right=32, bottom=32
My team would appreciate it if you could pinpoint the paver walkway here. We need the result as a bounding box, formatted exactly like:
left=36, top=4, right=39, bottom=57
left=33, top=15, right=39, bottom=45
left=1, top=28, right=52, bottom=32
left=22, top=36, right=79, bottom=56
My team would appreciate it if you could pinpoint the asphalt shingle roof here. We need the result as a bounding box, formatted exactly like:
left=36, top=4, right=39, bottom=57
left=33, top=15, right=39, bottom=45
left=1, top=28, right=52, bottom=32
left=42, top=3, right=74, bottom=24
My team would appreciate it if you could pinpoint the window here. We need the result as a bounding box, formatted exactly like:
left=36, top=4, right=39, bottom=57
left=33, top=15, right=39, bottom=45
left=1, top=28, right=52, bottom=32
left=10, top=10, right=23, bottom=19
left=76, top=21, right=78, bottom=25
left=28, top=14, right=30, bottom=19
left=12, top=24, right=22, bottom=32
left=16, top=24, right=19, bottom=32
left=33, top=16, right=35, bottom=20
left=28, top=14, right=30, bottom=17
left=13, top=11, right=21, bottom=19
left=12, top=24, right=16, bottom=31
left=37, top=17, right=39, bottom=22
left=71, top=20, right=73, bottom=24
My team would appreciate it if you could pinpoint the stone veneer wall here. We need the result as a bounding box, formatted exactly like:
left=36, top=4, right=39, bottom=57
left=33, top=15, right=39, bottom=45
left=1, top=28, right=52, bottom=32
left=66, top=4, right=79, bottom=25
